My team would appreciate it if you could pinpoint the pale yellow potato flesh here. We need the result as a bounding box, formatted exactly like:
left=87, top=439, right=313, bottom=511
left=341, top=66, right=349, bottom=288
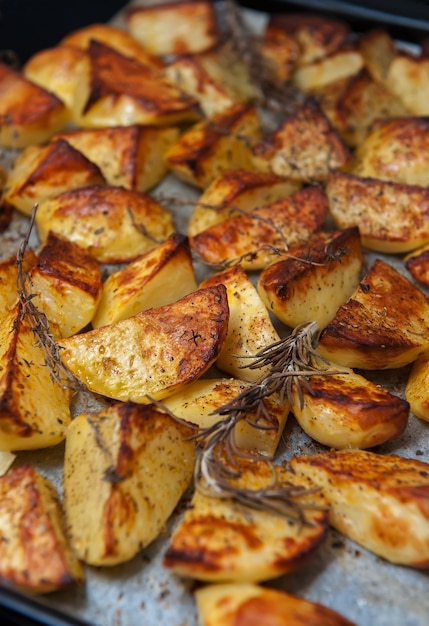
left=405, top=351, right=429, bottom=423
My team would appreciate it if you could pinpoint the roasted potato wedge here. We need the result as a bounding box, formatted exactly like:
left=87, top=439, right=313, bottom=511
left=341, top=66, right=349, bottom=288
left=126, top=0, right=220, bottom=56
left=290, top=450, right=429, bottom=567
left=57, top=285, right=229, bottom=403
left=200, top=264, right=281, bottom=381
left=35, top=184, right=174, bottom=264
left=29, top=232, right=102, bottom=338
left=404, top=244, right=429, bottom=288
left=251, top=99, right=351, bottom=181
left=163, top=377, right=289, bottom=457
left=290, top=364, right=409, bottom=449
left=385, top=52, right=429, bottom=115
left=293, top=47, right=364, bottom=92
left=0, top=250, right=36, bottom=325
left=165, top=103, right=262, bottom=189
left=0, top=464, right=84, bottom=593
left=405, top=350, right=429, bottom=423
left=258, top=227, right=363, bottom=330
left=92, top=233, right=197, bottom=329
left=72, top=40, right=200, bottom=128
left=4, top=138, right=105, bottom=216
left=258, top=28, right=300, bottom=83
left=326, top=171, right=429, bottom=253
left=63, top=402, right=195, bottom=566
left=318, top=259, right=429, bottom=369
left=164, top=456, right=328, bottom=582
left=0, top=63, right=69, bottom=148
left=352, top=117, right=429, bottom=186
left=188, top=168, right=299, bottom=238
left=191, top=186, right=328, bottom=270
left=196, top=583, right=356, bottom=626
left=0, top=301, right=71, bottom=451
left=56, top=124, right=179, bottom=192
left=358, top=28, right=396, bottom=83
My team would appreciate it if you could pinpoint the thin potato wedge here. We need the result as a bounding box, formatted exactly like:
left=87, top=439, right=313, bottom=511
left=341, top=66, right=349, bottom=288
left=0, top=464, right=84, bottom=593
left=57, top=285, right=229, bottom=403
left=405, top=351, right=429, bottom=423
left=292, top=47, right=364, bottom=92
left=318, top=259, right=429, bottom=369
left=358, top=28, right=396, bottom=83
left=63, top=402, right=195, bottom=566
left=290, top=450, right=429, bottom=567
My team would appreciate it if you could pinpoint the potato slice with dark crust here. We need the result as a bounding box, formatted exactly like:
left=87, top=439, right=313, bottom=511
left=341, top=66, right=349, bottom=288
left=258, top=227, right=363, bottom=330
left=252, top=99, right=350, bottom=181
left=290, top=364, right=409, bottom=449
left=64, top=402, right=195, bottom=566
left=0, top=464, right=84, bottom=593
left=57, top=285, right=229, bottom=403
left=0, top=63, right=68, bottom=148
left=35, top=184, right=174, bottom=264
left=163, top=456, right=328, bottom=582
left=191, top=186, right=328, bottom=270
left=326, top=171, right=429, bottom=253
left=73, top=40, right=199, bottom=128
left=290, top=450, right=429, bottom=567
left=318, top=259, right=429, bottom=369
left=196, top=583, right=356, bottom=626
left=4, top=138, right=105, bottom=216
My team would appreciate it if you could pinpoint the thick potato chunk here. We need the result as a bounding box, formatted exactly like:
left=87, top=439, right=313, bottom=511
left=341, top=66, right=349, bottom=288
left=385, top=53, right=429, bottom=115
left=63, top=402, right=195, bottom=566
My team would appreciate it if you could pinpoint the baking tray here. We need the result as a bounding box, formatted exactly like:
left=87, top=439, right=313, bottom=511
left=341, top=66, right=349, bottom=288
left=1, top=1, right=429, bottom=625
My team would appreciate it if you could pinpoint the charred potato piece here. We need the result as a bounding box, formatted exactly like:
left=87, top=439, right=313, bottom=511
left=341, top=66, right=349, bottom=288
left=258, top=28, right=301, bottom=83
left=126, top=0, right=220, bottom=56
left=196, top=583, right=356, bottom=626
left=35, top=184, right=174, bottom=264
left=326, top=171, right=429, bottom=253
left=64, top=402, right=195, bottom=566
left=290, top=450, right=429, bottom=567
left=57, top=285, right=229, bottom=403
left=165, top=103, right=262, bottom=189
left=0, top=63, right=68, bottom=148
left=4, top=138, right=105, bottom=216
left=0, top=464, right=84, bottom=593
left=92, top=233, right=197, bottom=328
left=163, top=377, right=289, bottom=457
left=385, top=52, right=429, bottom=115
left=292, top=47, right=364, bottom=92
left=200, top=264, right=280, bottom=382
left=73, top=40, right=200, bottom=128
left=251, top=99, right=350, bottom=181
left=257, top=227, right=363, bottom=330
left=163, top=456, right=328, bottom=582
left=29, top=232, right=102, bottom=338
left=0, top=301, right=71, bottom=451
left=318, top=259, right=429, bottom=369
left=191, top=186, right=328, bottom=270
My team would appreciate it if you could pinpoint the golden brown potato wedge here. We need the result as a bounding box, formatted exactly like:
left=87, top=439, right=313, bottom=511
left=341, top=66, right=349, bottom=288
left=56, top=124, right=179, bottom=192
left=257, top=227, right=363, bottom=330
left=35, top=184, right=174, bottom=264
left=4, top=138, right=105, bottom=216
left=165, top=103, right=262, bottom=189
left=200, top=264, right=281, bottom=381
left=0, top=464, right=84, bottom=593
left=63, top=402, right=195, bottom=566
left=404, top=244, right=429, bottom=288
left=290, top=364, right=409, bottom=449
left=57, top=285, right=229, bottom=403
left=352, top=117, right=429, bottom=186
left=163, top=377, right=289, bottom=457
left=405, top=350, right=429, bottom=423
left=72, top=40, right=200, bottom=128
left=251, top=99, right=350, bottom=181
left=385, top=52, right=429, bottom=115
left=191, top=186, right=328, bottom=270
left=29, top=232, right=102, bottom=338
left=196, top=583, right=356, bottom=626
left=318, top=259, right=429, bottom=370
left=92, top=233, right=197, bottom=329
left=0, top=63, right=69, bottom=148
left=0, top=250, right=36, bottom=325
left=358, top=28, right=396, bottom=83
left=188, top=168, right=299, bottom=238
left=265, top=13, right=349, bottom=66
left=0, top=301, right=71, bottom=452
left=163, top=456, right=328, bottom=582
left=326, top=171, right=429, bottom=253
left=126, top=0, right=220, bottom=56
left=61, top=22, right=162, bottom=69
left=290, top=450, right=429, bottom=567
left=258, top=28, right=300, bottom=83
left=293, top=47, right=364, bottom=92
